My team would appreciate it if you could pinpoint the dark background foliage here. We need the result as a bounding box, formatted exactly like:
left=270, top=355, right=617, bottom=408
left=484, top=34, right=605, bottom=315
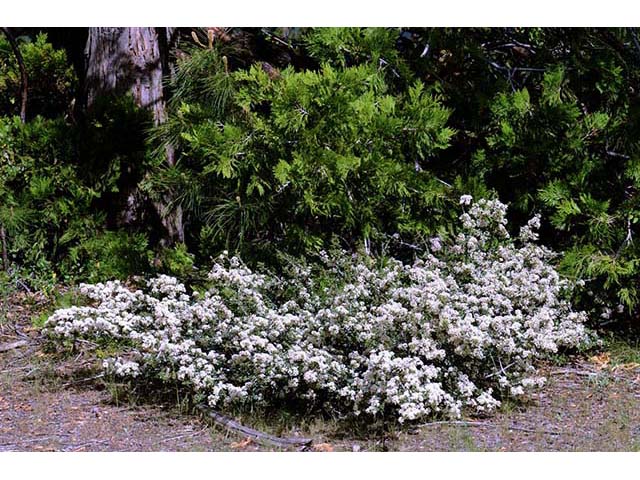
left=1, top=27, right=640, bottom=327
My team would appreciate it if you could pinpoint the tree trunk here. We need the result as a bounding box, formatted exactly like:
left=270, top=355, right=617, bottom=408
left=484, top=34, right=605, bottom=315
left=84, top=27, right=184, bottom=245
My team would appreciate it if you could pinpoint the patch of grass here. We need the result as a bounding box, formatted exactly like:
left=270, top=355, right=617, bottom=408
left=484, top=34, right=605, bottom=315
left=499, top=397, right=525, bottom=415
left=587, top=371, right=613, bottom=392
left=615, top=408, right=632, bottom=431
left=22, top=356, right=64, bottom=394
left=217, top=403, right=341, bottom=441
left=546, top=351, right=575, bottom=366
left=93, top=342, right=129, bottom=360
left=103, top=380, right=130, bottom=408
left=32, top=311, right=51, bottom=329
left=0, top=271, right=16, bottom=325
left=604, top=335, right=640, bottom=366
left=446, top=426, right=482, bottom=452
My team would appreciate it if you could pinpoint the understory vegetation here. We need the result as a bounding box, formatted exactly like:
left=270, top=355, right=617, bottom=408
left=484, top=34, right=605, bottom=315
left=44, top=198, right=592, bottom=424
left=1, top=27, right=640, bottom=425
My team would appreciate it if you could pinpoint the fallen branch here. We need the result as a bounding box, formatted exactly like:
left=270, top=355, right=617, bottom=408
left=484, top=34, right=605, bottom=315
left=196, top=405, right=313, bottom=449
left=549, top=368, right=598, bottom=377
left=21, top=365, right=44, bottom=379
left=63, top=440, right=109, bottom=452
left=14, top=345, right=40, bottom=361
left=62, top=373, right=105, bottom=388
left=12, top=327, right=31, bottom=340
left=0, top=433, right=71, bottom=448
left=0, top=340, right=29, bottom=352
left=0, top=364, right=32, bottom=374
left=14, top=278, right=32, bottom=293
left=417, top=420, right=561, bottom=436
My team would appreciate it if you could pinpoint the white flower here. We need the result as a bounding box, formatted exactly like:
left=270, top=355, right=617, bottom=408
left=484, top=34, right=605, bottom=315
left=43, top=195, right=592, bottom=424
left=459, top=195, right=473, bottom=205
left=429, top=237, right=442, bottom=252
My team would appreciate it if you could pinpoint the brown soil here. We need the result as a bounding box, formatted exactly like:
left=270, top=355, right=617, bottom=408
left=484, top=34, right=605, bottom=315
left=1, top=292, right=639, bottom=452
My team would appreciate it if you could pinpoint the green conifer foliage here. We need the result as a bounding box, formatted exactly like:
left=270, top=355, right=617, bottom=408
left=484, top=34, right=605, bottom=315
left=151, top=39, right=456, bottom=262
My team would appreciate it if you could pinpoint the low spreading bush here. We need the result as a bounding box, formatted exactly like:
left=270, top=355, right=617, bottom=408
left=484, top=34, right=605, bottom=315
left=44, top=197, right=592, bottom=423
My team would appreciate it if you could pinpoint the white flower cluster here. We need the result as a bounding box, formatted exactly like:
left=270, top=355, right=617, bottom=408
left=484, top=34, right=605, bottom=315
left=44, top=197, right=591, bottom=423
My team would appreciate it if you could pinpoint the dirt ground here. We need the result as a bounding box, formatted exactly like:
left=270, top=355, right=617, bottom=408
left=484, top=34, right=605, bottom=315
left=1, top=292, right=640, bottom=452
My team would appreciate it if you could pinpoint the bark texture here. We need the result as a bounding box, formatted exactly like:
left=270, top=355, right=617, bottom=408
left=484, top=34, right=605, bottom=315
left=84, top=27, right=184, bottom=245
left=86, top=28, right=166, bottom=123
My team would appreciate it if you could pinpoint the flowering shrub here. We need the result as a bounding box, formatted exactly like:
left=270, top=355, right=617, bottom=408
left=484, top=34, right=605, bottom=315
left=44, top=196, right=591, bottom=423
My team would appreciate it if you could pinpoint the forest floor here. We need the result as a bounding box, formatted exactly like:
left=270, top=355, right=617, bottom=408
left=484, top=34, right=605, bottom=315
left=1, top=290, right=640, bottom=452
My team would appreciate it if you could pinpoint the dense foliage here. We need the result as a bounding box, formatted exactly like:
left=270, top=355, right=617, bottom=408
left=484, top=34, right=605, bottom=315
left=2, top=27, right=640, bottom=327
left=150, top=45, right=457, bottom=261
left=44, top=197, right=591, bottom=423
left=0, top=32, right=75, bottom=119
left=405, top=28, right=640, bottom=321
